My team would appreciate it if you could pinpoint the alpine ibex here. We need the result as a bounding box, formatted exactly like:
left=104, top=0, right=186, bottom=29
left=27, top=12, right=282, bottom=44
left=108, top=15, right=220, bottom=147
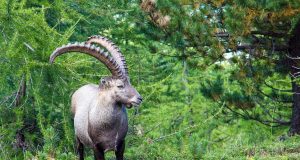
left=49, top=35, right=142, bottom=160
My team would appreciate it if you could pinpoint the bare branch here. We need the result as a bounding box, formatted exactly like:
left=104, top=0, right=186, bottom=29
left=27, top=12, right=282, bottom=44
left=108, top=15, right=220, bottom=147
left=23, top=42, right=35, bottom=52
left=215, top=31, right=288, bottom=52
left=15, top=74, right=26, bottom=107
left=215, top=31, right=287, bottom=38
left=286, top=54, right=300, bottom=60
left=292, top=66, right=300, bottom=70
left=289, top=73, right=300, bottom=81
left=236, top=44, right=288, bottom=51
left=251, top=31, right=286, bottom=38
left=214, top=32, right=229, bottom=38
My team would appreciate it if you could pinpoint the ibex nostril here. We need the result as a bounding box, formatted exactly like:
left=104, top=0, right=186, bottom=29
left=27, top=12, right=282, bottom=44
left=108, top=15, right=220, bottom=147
left=138, top=97, right=143, bottom=101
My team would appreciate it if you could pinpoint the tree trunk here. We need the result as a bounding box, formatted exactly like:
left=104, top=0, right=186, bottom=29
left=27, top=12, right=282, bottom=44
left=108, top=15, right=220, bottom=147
left=289, top=19, right=300, bottom=135
left=290, top=80, right=300, bottom=135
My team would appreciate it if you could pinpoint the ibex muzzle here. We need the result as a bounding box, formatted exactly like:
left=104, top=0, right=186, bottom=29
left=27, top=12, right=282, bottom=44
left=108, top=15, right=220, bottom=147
left=50, top=35, right=142, bottom=160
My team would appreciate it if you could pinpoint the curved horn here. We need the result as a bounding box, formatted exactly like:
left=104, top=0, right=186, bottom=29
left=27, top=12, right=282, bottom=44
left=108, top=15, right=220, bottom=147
left=49, top=42, right=124, bottom=79
left=86, top=35, right=128, bottom=77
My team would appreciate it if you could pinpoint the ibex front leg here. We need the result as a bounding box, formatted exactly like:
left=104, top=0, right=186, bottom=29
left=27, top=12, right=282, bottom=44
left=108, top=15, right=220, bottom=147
left=115, top=140, right=125, bottom=160
left=76, top=137, right=84, bottom=160
left=94, top=144, right=105, bottom=160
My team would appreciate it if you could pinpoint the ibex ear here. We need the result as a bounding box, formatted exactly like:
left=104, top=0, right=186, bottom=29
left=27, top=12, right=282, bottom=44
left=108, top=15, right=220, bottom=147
left=100, top=78, right=110, bottom=88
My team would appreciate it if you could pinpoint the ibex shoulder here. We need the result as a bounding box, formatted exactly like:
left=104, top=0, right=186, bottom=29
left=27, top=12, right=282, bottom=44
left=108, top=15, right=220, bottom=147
left=71, top=84, right=99, bottom=115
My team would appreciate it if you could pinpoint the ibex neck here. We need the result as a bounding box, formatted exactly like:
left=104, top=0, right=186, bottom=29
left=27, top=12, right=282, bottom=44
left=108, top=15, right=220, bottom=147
left=97, top=90, right=117, bottom=107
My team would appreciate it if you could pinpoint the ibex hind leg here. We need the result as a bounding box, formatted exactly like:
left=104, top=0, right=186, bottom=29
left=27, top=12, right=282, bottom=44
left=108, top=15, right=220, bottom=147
left=115, top=140, right=125, bottom=160
left=93, top=143, right=105, bottom=160
left=76, top=137, right=84, bottom=160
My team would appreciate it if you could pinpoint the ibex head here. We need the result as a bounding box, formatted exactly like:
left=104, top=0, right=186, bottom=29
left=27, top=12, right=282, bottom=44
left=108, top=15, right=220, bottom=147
left=99, top=77, right=142, bottom=108
left=50, top=35, right=142, bottom=108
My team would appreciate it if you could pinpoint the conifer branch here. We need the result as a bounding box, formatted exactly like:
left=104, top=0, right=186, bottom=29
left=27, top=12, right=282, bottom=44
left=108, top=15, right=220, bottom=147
left=224, top=104, right=290, bottom=127
left=150, top=102, right=225, bottom=142
left=257, top=89, right=292, bottom=103
left=263, top=81, right=292, bottom=92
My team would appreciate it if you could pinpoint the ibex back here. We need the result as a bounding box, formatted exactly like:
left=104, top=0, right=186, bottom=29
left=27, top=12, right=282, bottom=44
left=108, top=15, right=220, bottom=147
left=50, top=36, right=142, bottom=160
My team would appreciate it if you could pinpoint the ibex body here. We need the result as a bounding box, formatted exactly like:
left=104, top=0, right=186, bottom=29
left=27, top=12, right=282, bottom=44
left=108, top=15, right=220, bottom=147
left=50, top=36, right=142, bottom=160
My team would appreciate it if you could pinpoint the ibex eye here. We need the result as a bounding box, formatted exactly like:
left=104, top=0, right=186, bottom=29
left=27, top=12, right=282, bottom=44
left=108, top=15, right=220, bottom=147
left=117, top=85, right=124, bottom=88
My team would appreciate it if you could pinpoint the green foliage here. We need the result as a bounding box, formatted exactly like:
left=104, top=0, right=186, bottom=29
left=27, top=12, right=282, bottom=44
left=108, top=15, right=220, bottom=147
left=1, top=0, right=300, bottom=159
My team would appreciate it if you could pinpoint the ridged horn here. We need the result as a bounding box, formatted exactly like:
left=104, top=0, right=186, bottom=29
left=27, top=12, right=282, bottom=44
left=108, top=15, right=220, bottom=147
left=49, top=42, right=124, bottom=79
left=86, top=35, right=129, bottom=77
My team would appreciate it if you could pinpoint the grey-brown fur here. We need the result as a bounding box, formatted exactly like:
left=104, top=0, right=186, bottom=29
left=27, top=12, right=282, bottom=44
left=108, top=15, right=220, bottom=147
left=50, top=37, right=142, bottom=160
